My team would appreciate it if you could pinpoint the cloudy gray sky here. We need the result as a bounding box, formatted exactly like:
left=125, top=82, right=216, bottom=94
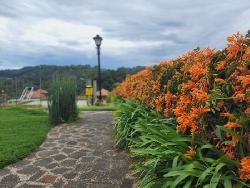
left=0, top=0, right=250, bottom=69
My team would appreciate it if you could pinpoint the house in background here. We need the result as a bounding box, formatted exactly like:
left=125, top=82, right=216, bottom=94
left=96, top=89, right=109, bottom=100
left=31, top=89, right=48, bottom=100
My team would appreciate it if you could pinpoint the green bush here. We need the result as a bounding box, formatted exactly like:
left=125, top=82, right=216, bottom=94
left=115, top=100, right=247, bottom=188
left=48, top=74, right=78, bottom=125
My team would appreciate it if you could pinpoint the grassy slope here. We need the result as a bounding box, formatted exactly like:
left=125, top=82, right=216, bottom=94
left=0, top=107, right=49, bottom=168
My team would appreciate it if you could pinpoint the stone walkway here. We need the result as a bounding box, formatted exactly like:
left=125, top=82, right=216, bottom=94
left=0, top=112, right=134, bottom=188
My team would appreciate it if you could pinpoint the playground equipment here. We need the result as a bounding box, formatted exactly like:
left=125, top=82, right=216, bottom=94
left=19, top=87, right=34, bottom=101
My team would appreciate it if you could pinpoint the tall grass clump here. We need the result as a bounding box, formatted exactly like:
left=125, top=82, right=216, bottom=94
left=48, top=74, right=78, bottom=125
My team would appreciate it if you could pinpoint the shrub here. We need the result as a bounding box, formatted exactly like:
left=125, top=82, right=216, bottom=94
left=48, top=74, right=78, bottom=125
left=115, top=31, right=250, bottom=186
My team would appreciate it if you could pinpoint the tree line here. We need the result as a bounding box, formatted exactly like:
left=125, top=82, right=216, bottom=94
left=0, top=65, right=144, bottom=99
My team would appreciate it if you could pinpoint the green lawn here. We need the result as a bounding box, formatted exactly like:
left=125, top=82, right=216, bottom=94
left=78, top=103, right=117, bottom=111
left=0, top=107, right=49, bottom=168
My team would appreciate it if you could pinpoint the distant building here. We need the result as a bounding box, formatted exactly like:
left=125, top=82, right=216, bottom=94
left=96, top=89, right=109, bottom=99
left=31, top=89, right=48, bottom=99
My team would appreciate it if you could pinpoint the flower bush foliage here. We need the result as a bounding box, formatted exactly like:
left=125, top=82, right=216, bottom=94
left=116, top=31, right=250, bottom=185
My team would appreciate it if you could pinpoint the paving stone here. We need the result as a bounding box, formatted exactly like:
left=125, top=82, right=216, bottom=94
left=37, top=150, right=58, bottom=158
left=61, top=159, right=76, bottom=167
left=62, top=148, right=75, bottom=154
left=93, top=171, right=113, bottom=183
left=80, top=155, right=96, bottom=161
left=29, top=170, right=46, bottom=181
left=92, top=159, right=110, bottom=171
left=75, top=163, right=92, bottom=172
left=11, top=160, right=30, bottom=169
left=53, top=154, right=67, bottom=161
left=47, top=162, right=59, bottom=169
left=42, top=143, right=57, bottom=148
left=18, top=183, right=44, bottom=188
left=0, top=169, right=10, bottom=177
left=63, top=171, right=77, bottom=179
left=81, top=134, right=94, bottom=138
left=53, top=178, right=65, bottom=188
left=79, top=171, right=97, bottom=181
left=66, top=141, right=77, bottom=145
left=51, top=167, right=73, bottom=174
left=17, top=165, right=40, bottom=175
left=33, top=158, right=53, bottom=167
left=0, top=174, right=20, bottom=187
left=69, top=150, right=87, bottom=159
left=39, top=175, right=58, bottom=183
left=88, top=182, right=117, bottom=188
left=64, top=181, right=88, bottom=188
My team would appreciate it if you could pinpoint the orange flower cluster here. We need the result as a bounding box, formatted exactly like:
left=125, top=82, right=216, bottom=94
left=214, top=78, right=226, bottom=84
left=227, top=32, right=244, bottom=59
left=116, top=31, right=250, bottom=177
left=184, top=146, right=196, bottom=158
left=224, top=122, right=240, bottom=129
left=163, top=92, right=176, bottom=116
left=239, top=157, right=250, bottom=180
left=216, top=61, right=227, bottom=71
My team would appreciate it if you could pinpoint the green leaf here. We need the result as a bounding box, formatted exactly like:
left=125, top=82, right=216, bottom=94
left=198, top=167, right=213, bottom=184
left=223, top=178, right=232, bottom=188
left=183, top=178, right=193, bottom=188
left=170, top=174, right=188, bottom=188
left=172, top=156, right=179, bottom=169
left=203, top=184, right=210, bottom=188
left=215, top=163, right=226, bottom=173
left=210, top=174, right=221, bottom=188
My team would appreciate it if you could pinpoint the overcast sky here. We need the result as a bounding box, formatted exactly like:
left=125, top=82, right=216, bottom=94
left=0, top=0, right=249, bottom=70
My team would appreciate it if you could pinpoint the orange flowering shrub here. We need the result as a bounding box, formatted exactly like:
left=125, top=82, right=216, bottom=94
left=116, top=31, right=250, bottom=180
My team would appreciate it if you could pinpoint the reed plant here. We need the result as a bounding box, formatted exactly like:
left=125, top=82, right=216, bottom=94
left=48, top=74, right=78, bottom=125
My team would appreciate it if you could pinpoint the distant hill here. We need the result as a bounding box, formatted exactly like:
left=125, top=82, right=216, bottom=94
left=0, top=65, right=144, bottom=99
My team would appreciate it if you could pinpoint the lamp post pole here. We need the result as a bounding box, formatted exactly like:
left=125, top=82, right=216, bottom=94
left=97, top=45, right=102, bottom=102
left=93, top=35, right=103, bottom=103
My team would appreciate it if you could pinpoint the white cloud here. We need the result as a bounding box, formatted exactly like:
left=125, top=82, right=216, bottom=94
left=0, top=0, right=250, bottom=69
left=20, top=19, right=102, bottom=54
left=1, top=17, right=168, bottom=59
left=0, top=16, right=13, bottom=43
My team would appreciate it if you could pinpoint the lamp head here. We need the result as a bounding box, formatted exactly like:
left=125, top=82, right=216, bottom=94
left=93, top=34, right=103, bottom=46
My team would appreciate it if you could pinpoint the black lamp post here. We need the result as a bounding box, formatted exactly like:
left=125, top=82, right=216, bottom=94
left=93, top=34, right=103, bottom=103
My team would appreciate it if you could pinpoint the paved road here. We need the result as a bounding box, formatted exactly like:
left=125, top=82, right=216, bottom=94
left=0, top=112, right=133, bottom=188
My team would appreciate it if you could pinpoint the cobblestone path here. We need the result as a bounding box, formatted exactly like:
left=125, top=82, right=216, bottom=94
left=0, top=111, right=134, bottom=188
